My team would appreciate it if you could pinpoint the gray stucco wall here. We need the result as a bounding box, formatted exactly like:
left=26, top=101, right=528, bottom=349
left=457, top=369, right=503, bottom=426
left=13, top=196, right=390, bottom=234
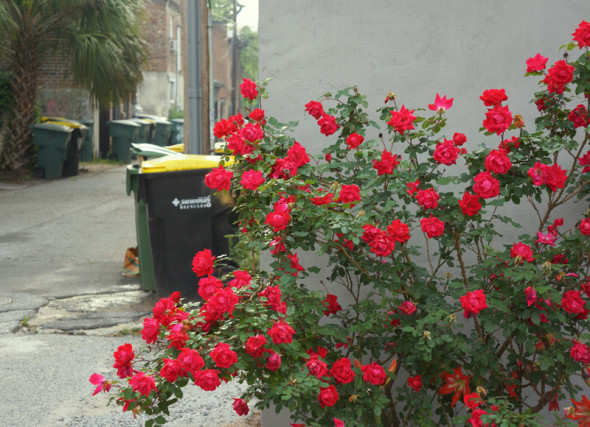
left=258, top=1, right=590, bottom=424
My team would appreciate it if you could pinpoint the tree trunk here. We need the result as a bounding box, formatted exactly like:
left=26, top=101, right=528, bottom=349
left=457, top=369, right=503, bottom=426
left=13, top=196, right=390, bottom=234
left=0, top=15, right=42, bottom=174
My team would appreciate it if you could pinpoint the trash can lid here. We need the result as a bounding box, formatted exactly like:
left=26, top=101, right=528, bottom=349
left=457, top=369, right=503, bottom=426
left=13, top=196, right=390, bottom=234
left=131, top=143, right=179, bottom=158
left=170, top=118, right=184, bottom=124
left=30, top=122, right=73, bottom=133
left=41, top=117, right=88, bottom=131
left=167, top=143, right=184, bottom=153
left=133, top=118, right=154, bottom=124
left=141, top=154, right=234, bottom=173
left=107, top=120, right=141, bottom=127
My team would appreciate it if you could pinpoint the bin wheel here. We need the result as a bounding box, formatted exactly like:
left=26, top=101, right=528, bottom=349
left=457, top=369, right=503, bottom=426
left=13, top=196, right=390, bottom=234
left=32, top=166, right=45, bottom=179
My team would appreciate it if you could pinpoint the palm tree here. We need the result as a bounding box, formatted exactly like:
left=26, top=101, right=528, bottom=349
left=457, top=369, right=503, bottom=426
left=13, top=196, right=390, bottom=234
left=0, top=0, right=147, bottom=175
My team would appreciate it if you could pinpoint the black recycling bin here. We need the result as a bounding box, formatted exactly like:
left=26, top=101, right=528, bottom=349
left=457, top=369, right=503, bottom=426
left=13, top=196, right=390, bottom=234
left=138, top=154, right=235, bottom=300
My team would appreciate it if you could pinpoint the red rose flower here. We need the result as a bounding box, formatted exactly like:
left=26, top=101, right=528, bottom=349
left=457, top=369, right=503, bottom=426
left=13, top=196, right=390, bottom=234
left=571, top=340, right=590, bottom=364
left=526, top=53, right=548, bottom=73
left=368, top=229, right=396, bottom=257
left=113, top=343, right=135, bottom=379
left=545, top=163, right=567, bottom=192
left=227, top=134, right=253, bottom=157
left=240, top=122, right=264, bottom=142
left=248, top=108, right=265, bottom=122
left=192, top=248, right=215, bottom=277
left=311, top=189, right=334, bottom=206
left=406, top=179, right=420, bottom=196
left=265, top=209, right=291, bottom=232
left=322, top=293, right=342, bottom=315
left=387, top=219, right=410, bottom=243
left=287, top=141, right=310, bottom=167
left=346, top=132, right=364, bottom=149
left=245, top=335, right=267, bottom=359
left=460, top=290, right=488, bottom=318
left=205, top=165, right=233, bottom=191
left=240, top=169, right=264, bottom=191
left=569, top=104, right=589, bottom=129
left=265, top=350, right=281, bottom=371
left=388, top=105, right=416, bottom=135
left=318, top=384, right=339, bottom=408
left=228, top=270, right=252, bottom=289
left=240, top=78, right=258, bottom=100
left=361, top=362, right=387, bottom=385
left=472, top=171, right=500, bottom=199
left=305, top=355, right=329, bottom=378
left=194, top=369, right=221, bottom=391
left=510, top=242, right=534, bottom=263
left=573, top=20, right=590, bottom=48
left=485, top=149, right=511, bottom=174
left=177, top=347, right=205, bottom=375
left=458, top=192, right=481, bottom=217
left=420, top=215, right=445, bottom=238
left=407, top=375, right=423, bottom=391
left=361, top=223, right=380, bottom=244
left=499, top=136, right=520, bottom=152
left=210, top=343, right=238, bottom=369
left=318, top=114, right=339, bottom=136
left=399, top=300, right=416, bottom=315
left=213, top=119, right=236, bottom=139
left=337, top=184, right=361, bottom=206
left=433, top=139, right=460, bottom=165
left=141, top=317, right=159, bottom=344
left=232, top=398, right=249, bottom=416
left=202, top=287, right=239, bottom=322
left=330, top=358, right=355, bottom=384
left=580, top=218, right=590, bottom=236
left=198, top=275, right=223, bottom=300
left=543, top=60, right=574, bottom=94
left=464, top=392, right=484, bottom=409
left=483, top=104, right=513, bottom=135
left=453, top=132, right=467, bottom=146
left=305, top=100, right=324, bottom=119
left=129, top=372, right=157, bottom=397
left=415, top=187, right=440, bottom=210
left=268, top=320, right=296, bottom=344
left=159, top=358, right=182, bottom=383
left=562, top=290, right=586, bottom=314
left=372, top=150, right=400, bottom=175
left=480, top=88, right=508, bottom=107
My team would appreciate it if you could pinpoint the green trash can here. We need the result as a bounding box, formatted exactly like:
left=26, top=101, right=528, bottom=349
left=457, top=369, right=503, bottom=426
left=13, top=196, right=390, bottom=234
left=127, top=164, right=156, bottom=291
left=153, top=120, right=172, bottom=147
left=79, top=119, right=94, bottom=162
left=107, top=119, right=140, bottom=164
left=31, top=123, right=73, bottom=179
left=168, top=118, right=184, bottom=146
left=40, top=117, right=88, bottom=176
left=126, top=144, right=181, bottom=292
left=131, top=118, right=154, bottom=144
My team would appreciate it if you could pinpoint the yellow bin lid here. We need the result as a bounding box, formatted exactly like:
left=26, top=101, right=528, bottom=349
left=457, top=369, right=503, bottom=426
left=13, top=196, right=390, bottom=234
left=167, top=143, right=184, bottom=153
left=141, top=154, right=234, bottom=173
left=41, top=117, right=87, bottom=129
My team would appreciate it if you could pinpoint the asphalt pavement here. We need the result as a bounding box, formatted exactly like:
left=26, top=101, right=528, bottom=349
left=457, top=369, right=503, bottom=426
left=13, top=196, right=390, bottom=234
left=0, top=163, right=257, bottom=426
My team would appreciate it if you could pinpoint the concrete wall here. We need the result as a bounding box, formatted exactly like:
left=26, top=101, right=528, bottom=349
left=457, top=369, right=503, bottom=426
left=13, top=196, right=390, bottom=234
left=258, top=1, right=590, bottom=425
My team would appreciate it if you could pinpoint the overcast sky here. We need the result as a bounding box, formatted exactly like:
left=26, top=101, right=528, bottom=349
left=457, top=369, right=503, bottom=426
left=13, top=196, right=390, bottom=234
left=237, top=0, right=258, bottom=29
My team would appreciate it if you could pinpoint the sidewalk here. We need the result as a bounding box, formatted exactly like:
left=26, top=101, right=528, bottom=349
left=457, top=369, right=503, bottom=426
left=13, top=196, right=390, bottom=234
left=0, top=163, right=258, bottom=426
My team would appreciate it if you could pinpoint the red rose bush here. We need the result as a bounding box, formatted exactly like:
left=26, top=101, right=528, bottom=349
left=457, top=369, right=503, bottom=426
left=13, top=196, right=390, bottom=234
left=91, top=25, right=590, bottom=426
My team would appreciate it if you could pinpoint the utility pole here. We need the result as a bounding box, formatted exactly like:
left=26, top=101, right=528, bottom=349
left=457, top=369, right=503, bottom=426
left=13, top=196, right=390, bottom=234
left=187, top=0, right=203, bottom=154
